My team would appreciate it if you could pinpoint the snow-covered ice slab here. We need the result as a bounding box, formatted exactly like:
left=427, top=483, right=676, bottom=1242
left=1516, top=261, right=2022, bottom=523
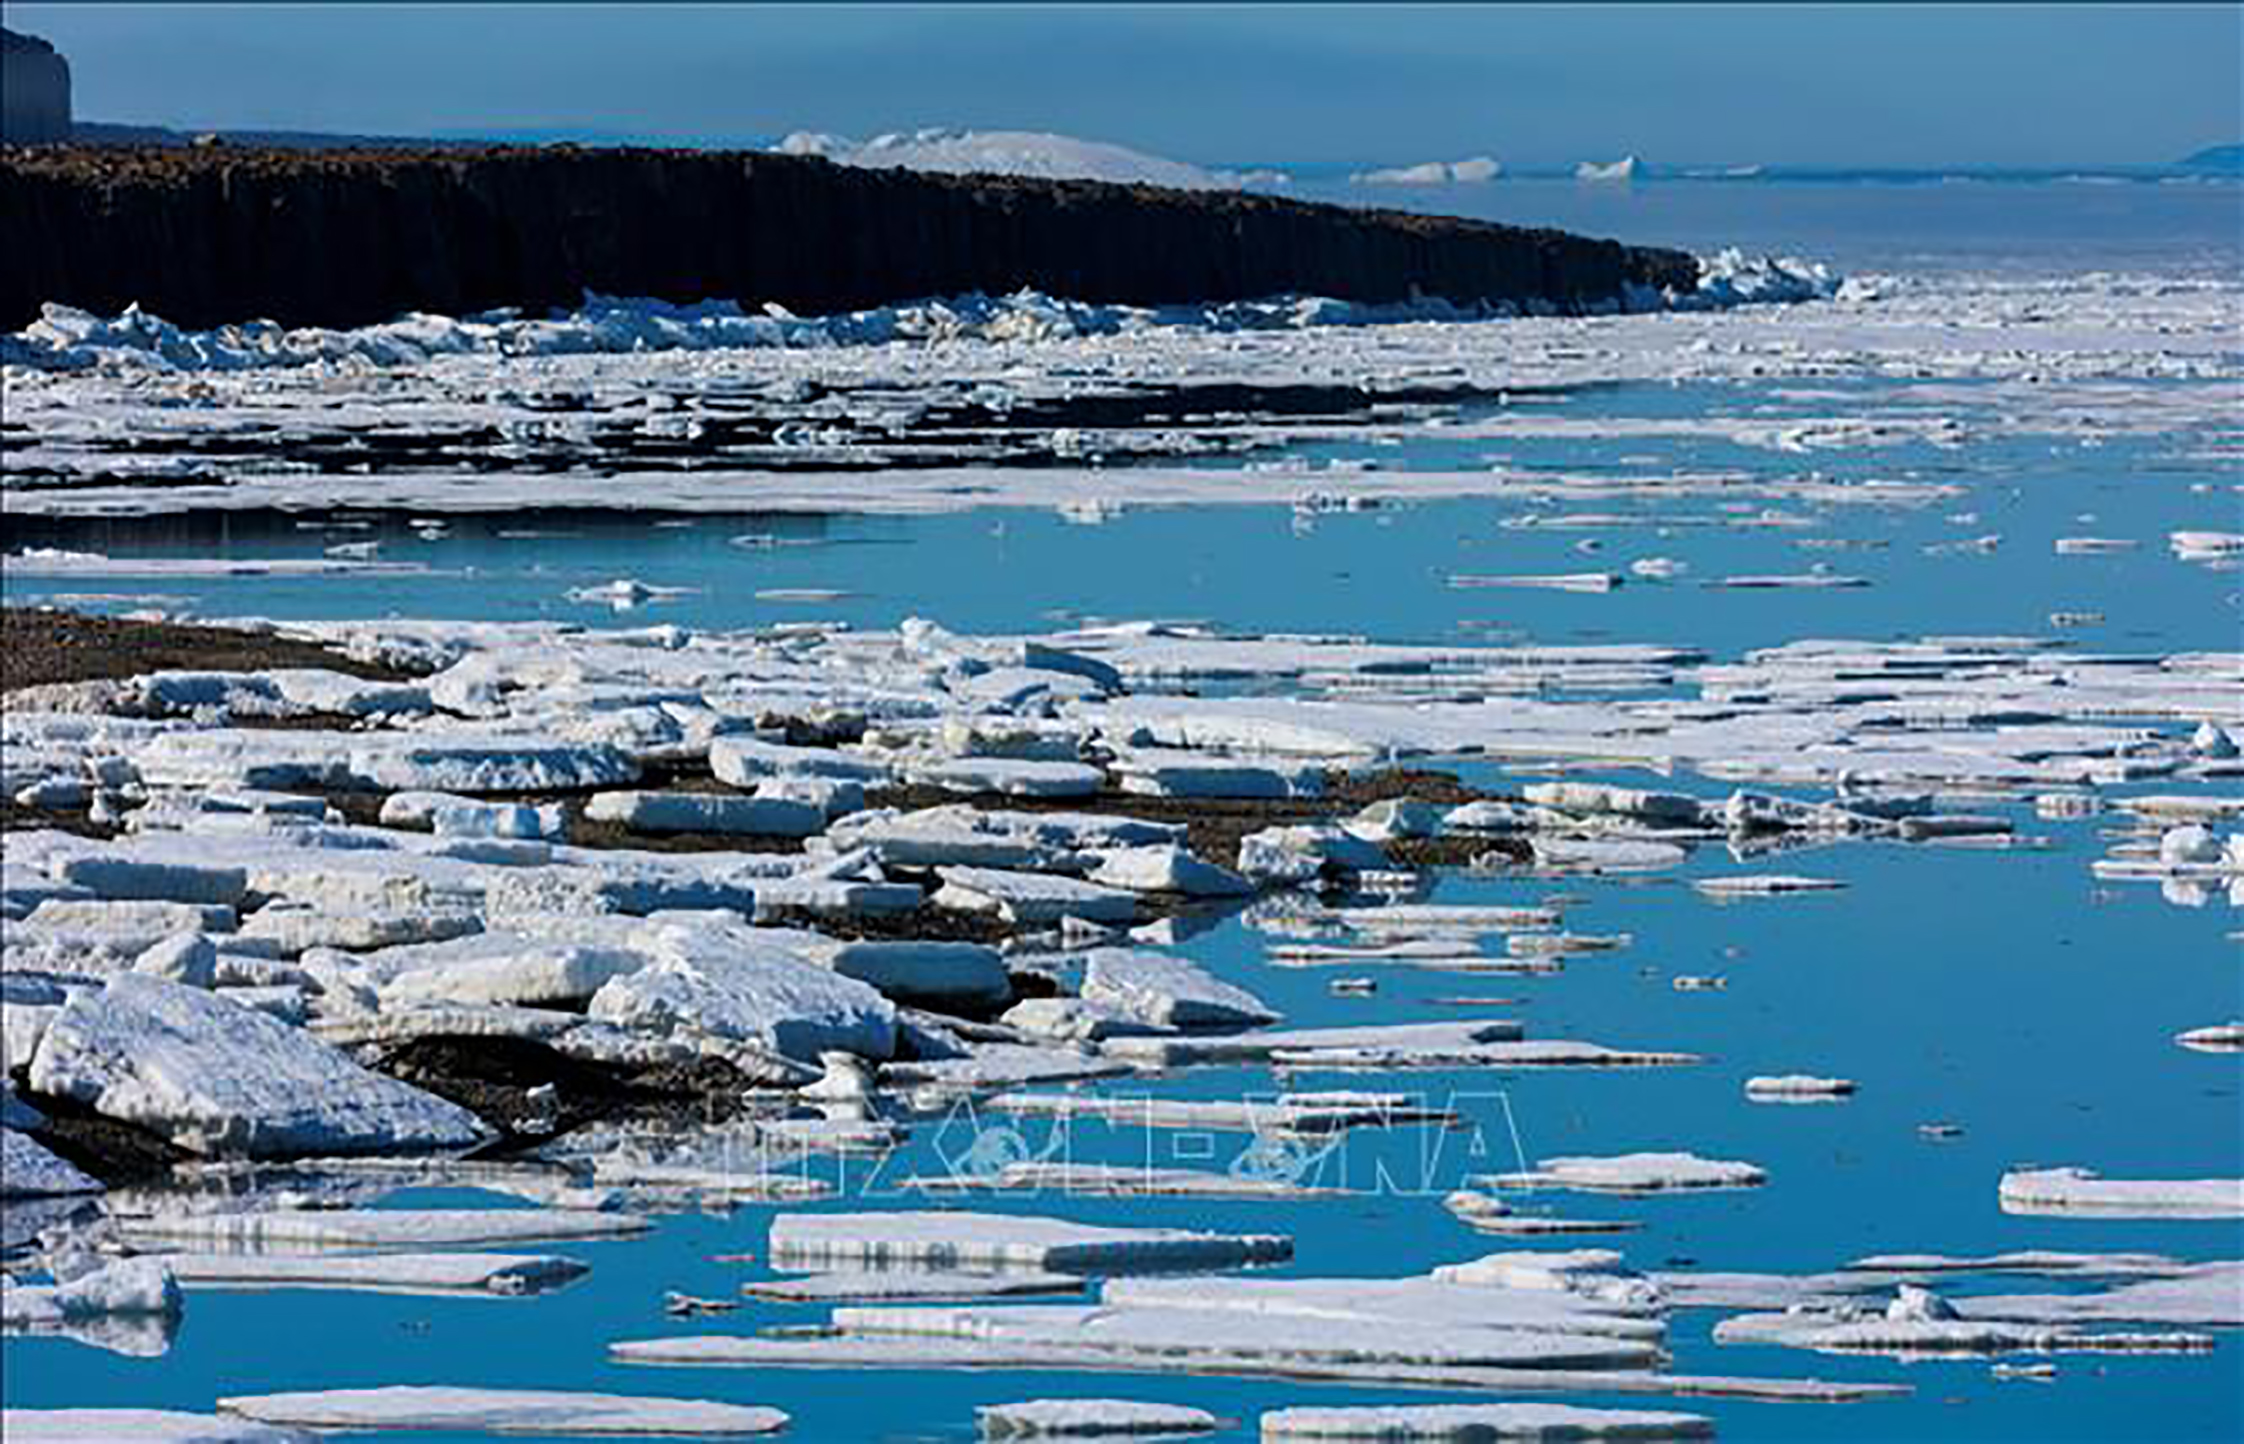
left=1998, top=1166, right=2244, bottom=1219
left=1745, top=1075, right=1856, bottom=1101
left=1694, top=875, right=1846, bottom=897
left=118, top=1208, right=649, bottom=1252
left=916, top=1162, right=1344, bottom=1201
left=156, top=1251, right=589, bottom=1296
left=1490, top=1153, right=1767, bottom=1194
left=1099, top=1275, right=1663, bottom=1343
left=583, top=790, right=824, bottom=837
left=26, top=973, right=492, bottom=1157
left=827, top=1302, right=1658, bottom=1370
left=767, top=1211, right=1291, bottom=1274
left=1102, top=1019, right=1520, bottom=1067
left=936, top=867, right=1141, bottom=925
left=744, top=1271, right=1086, bottom=1303
left=218, top=1387, right=787, bottom=1436
left=1713, top=1308, right=2213, bottom=1357
left=587, top=920, right=896, bottom=1061
left=980, top=1399, right=1222, bottom=1436
left=1081, top=948, right=1280, bottom=1030
left=2, top=1411, right=311, bottom=1443
left=1959, top=1262, right=2244, bottom=1328
left=1, top=1127, right=103, bottom=1198
left=1260, top=1403, right=1713, bottom=1440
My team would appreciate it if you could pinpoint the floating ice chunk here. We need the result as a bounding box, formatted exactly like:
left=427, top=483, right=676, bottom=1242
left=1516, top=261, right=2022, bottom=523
left=920, top=1161, right=1343, bottom=1200
left=587, top=921, right=896, bottom=1061
left=1694, top=875, right=1845, bottom=897
left=1998, top=1166, right=2244, bottom=1219
left=159, top=1251, right=587, bottom=1296
left=882, top=1043, right=1132, bottom=1092
left=378, top=791, right=563, bottom=839
left=378, top=934, right=647, bottom=1009
left=27, top=974, right=492, bottom=1158
left=1529, top=838, right=1689, bottom=872
left=999, top=997, right=1169, bottom=1042
left=1237, top=826, right=1389, bottom=885
left=134, top=932, right=218, bottom=988
left=1958, top=1262, right=2244, bottom=1328
left=1261, top=1403, right=1712, bottom=1440
left=1449, top=572, right=1622, bottom=593
left=1493, top=1152, right=1767, bottom=1194
left=28, top=899, right=238, bottom=937
left=936, top=867, right=1140, bottom=926
left=584, top=790, right=824, bottom=837
left=0, top=1128, right=102, bottom=1198
left=1742, top=1072, right=1853, bottom=1102
left=1088, top=845, right=1253, bottom=897
left=1576, top=156, right=1641, bottom=182
left=766, top=1211, right=1290, bottom=1274
left=0, top=1410, right=311, bottom=1442
left=1712, top=1307, right=2212, bottom=1357
left=1081, top=948, right=1280, bottom=1030
left=118, top=1208, right=649, bottom=1251
left=240, top=905, right=482, bottom=956
left=1102, top=1018, right=1521, bottom=1067
left=2159, top=824, right=2224, bottom=865
left=829, top=1300, right=1656, bottom=1370
left=3, top=1257, right=181, bottom=1330
left=1114, top=754, right=1310, bottom=800
left=991, top=1091, right=1456, bottom=1135
left=979, top=1399, right=1223, bottom=1436
left=2175, top=1022, right=2244, bottom=1053
left=2170, top=530, right=2244, bottom=561
left=50, top=856, right=248, bottom=907
left=744, top=1271, right=1085, bottom=1303
left=217, top=1387, right=786, bottom=1436
left=917, top=758, right=1107, bottom=798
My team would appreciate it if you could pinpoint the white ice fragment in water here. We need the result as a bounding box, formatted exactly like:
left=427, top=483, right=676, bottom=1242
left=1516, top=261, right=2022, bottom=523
left=979, top=1399, right=1224, bottom=1436
left=1998, top=1166, right=2244, bottom=1218
left=1493, top=1152, right=1767, bottom=1193
left=117, top=1208, right=650, bottom=1251
left=2159, top=825, right=2224, bottom=865
left=2174, top=1021, right=2244, bottom=1053
left=158, top=1251, right=588, bottom=1296
left=3, top=1258, right=181, bottom=1328
left=583, top=790, right=824, bottom=837
left=0, top=1410, right=312, bottom=1442
left=1745, top=1075, right=1856, bottom=1101
left=1260, top=1403, right=1713, bottom=1440
left=766, top=1211, right=1291, bottom=1274
left=26, top=973, right=492, bottom=1158
left=1694, top=875, right=1845, bottom=897
left=216, top=1387, right=787, bottom=1436
left=1080, top=948, right=1280, bottom=1030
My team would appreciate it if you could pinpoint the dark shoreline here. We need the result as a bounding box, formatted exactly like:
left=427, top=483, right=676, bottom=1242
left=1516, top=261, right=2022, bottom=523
left=0, top=142, right=1697, bottom=330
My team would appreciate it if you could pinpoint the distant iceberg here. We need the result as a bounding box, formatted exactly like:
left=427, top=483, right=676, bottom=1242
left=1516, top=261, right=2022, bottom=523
left=1576, top=156, right=1641, bottom=183
left=774, top=128, right=1281, bottom=191
left=1352, top=156, right=1501, bottom=186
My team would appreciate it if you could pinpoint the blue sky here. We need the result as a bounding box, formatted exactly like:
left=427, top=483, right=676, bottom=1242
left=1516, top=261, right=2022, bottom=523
left=7, top=4, right=2237, bottom=166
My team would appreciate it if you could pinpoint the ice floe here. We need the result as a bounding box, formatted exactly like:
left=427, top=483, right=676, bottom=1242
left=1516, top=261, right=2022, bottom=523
left=216, top=1387, right=787, bottom=1436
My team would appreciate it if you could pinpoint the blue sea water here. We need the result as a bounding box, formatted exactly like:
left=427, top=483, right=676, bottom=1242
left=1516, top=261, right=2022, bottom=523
left=3, top=177, right=2240, bottom=1441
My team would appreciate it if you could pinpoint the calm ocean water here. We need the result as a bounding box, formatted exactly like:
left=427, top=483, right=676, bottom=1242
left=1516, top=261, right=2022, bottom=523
left=5, top=175, right=2239, bottom=1441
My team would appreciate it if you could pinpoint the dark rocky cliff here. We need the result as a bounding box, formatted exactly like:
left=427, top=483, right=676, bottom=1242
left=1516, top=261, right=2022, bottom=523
left=0, top=144, right=1699, bottom=331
